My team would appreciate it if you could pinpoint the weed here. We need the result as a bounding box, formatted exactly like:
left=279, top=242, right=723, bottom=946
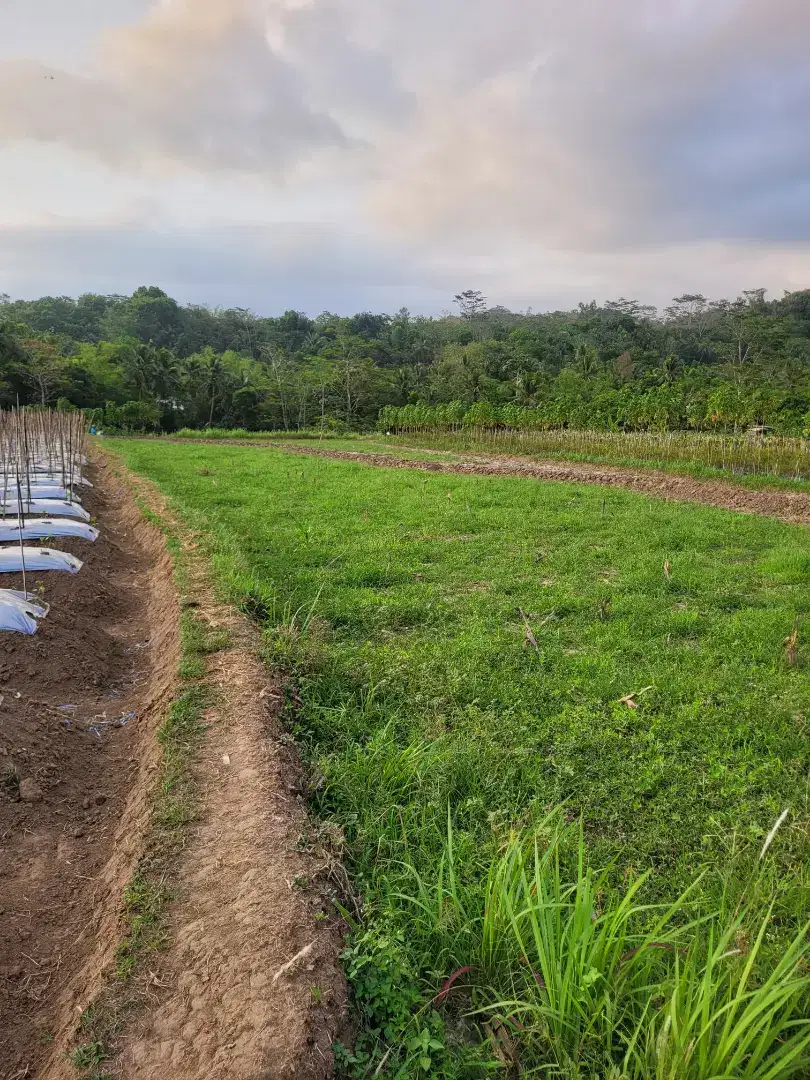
left=396, top=815, right=810, bottom=1078
left=179, top=610, right=229, bottom=679
left=1, top=760, right=20, bottom=796
left=69, top=1042, right=106, bottom=1070
left=114, top=875, right=171, bottom=978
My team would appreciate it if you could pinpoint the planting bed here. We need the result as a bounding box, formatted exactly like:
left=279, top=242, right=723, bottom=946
left=0, top=458, right=179, bottom=1078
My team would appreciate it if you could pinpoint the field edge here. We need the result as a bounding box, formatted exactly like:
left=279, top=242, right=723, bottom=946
left=77, top=447, right=350, bottom=1080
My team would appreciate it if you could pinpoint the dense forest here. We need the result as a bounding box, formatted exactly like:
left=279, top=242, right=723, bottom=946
left=2, top=285, right=810, bottom=434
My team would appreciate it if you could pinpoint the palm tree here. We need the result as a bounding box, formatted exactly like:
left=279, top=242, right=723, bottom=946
left=659, top=353, right=680, bottom=384
left=150, top=347, right=182, bottom=399
left=515, top=368, right=540, bottom=405
left=574, top=342, right=599, bottom=378
left=188, top=347, right=231, bottom=426
left=300, top=330, right=329, bottom=357
left=202, top=352, right=226, bottom=426
left=121, top=343, right=156, bottom=401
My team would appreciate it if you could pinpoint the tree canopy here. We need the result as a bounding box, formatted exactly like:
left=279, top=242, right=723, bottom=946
left=3, top=285, right=810, bottom=433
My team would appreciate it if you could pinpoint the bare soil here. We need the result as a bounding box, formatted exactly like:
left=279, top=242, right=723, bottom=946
left=95, top=460, right=349, bottom=1080
left=267, top=444, right=810, bottom=525
left=1, top=455, right=348, bottom=1080
left=0, top=458, right=179, bottom=1080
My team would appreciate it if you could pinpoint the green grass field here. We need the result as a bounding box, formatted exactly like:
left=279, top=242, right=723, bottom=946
left=110, top=439, right=810, bottom=1079
left=160, top=427, right=810, bottom=494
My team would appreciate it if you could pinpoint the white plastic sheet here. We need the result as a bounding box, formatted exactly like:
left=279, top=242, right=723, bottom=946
left=0, top=499, right=90, bottom=521
left=0, top=547, right=83, bottom=573
left=1, top=589, right=49, bottom=616
left=27, top=472, right=91, bottom=488
left=0, top=589, right=50, bottom=634
left=0, top=519, right=99, bottom=542
left=1, top=485, right=79, bottom=501
left=0, top=600, right=37, bottom=634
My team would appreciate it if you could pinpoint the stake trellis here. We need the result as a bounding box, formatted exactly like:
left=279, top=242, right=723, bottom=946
left=0, top=407, right=97, bottom=634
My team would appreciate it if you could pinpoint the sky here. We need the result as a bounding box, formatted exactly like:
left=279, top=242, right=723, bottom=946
left=0, top=0, right=809, bottom=316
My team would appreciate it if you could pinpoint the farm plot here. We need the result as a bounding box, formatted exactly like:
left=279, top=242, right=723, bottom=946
left=0, top=453, right=179, bottom=1078
left=112, top=439, right=810, bottom=1078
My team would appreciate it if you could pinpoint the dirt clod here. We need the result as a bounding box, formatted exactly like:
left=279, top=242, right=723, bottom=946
left=18, top=777, right=43, bottom=802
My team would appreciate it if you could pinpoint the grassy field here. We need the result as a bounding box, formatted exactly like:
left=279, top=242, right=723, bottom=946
left=378, top=427, right=810, bottom=484
left=157, top=427, right=810, bottom=494
left=110, top=439, right=810, bottom=1078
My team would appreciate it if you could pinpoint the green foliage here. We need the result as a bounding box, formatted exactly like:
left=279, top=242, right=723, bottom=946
left=111, top=440, right=810, bottom=1076
left=4, top=285, right=810, bottom=433
left=98, top=399, right=162, bottom=433
left=114, top=874, right=171, bottom=979
left=391, top=818, right=810, bottom=1079
left=69, top=1034, right=113, bottom=1079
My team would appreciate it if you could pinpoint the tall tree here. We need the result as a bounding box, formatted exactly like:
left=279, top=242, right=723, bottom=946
left=453, top=290, right=487, bottom=321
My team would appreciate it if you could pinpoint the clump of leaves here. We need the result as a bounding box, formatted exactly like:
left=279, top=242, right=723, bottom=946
left=68, top=1041, right=106, bottom=1071
left=1, top=760, right=20, bottom=796
left=334, top=925, right=462, bottom=1077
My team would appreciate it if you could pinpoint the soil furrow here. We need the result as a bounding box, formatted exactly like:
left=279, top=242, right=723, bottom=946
left=96, top=458, right=348, bottom=1080
left=1, top=454, right=348, bottom=1080
left=0, top=457, right=180, bottom=1080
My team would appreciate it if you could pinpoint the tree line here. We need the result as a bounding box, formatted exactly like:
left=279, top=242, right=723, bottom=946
left=2, top=285, right=810, bottom=433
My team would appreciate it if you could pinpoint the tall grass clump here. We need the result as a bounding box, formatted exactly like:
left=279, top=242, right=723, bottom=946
left=386, top=814, right=810, bottom=1078
left=172, top=426, right=348, bottom=441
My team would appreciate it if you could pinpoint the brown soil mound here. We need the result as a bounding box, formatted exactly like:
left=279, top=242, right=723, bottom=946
left=98, top=461, right=349, bottom=1080
left=0, top=458, right=179, bottom=1080
left=268, top=444, right=810, bottom=525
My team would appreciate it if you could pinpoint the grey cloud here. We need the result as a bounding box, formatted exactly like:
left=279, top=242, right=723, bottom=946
left=0, top=220, right=453, bottom=314
left=0, top=2, right=351, bottom=173
left=2, top=0, right=810, bottom=298
left=3, top=219, right=809, bottom=316
left=369, top=0, right=810, bottom=249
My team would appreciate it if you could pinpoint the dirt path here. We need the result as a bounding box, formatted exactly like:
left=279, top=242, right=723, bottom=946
left=95, top=458, right=348, bottom=1080
left=264, top=444, right=810, bottom=525
left=0, top=455, right=347, bottom=1080
left=0, top=457, right=179, bottom=1080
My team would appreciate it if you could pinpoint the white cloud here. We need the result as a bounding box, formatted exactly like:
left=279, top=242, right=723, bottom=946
left=0, top=0, right=809, bottom=310
left=0, top=1, right=351, bottom=174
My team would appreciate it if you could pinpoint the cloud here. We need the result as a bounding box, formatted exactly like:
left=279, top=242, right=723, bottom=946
left=0, top=0, right=352, bottom=173
left=1, top=0, right=809, bottom=309
left=2, top=216, right=810, bottom=316
left=369, top=0, right=810, bottom=249
left=0, top=219, right=453, bottom=314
